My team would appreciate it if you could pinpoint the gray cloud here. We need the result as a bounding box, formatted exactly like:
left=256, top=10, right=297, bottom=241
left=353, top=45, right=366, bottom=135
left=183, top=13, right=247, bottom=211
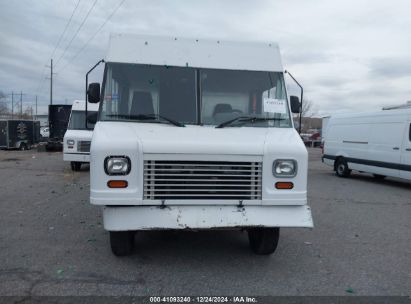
left=369, top=57, right=411, bottom=78
left=0, top=0, right=410, bottom=115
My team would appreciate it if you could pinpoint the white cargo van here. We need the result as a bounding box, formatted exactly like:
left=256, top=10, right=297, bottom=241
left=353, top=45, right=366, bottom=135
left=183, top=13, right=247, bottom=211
left=63, top=100, right=99, bottom=171
left=322, top=106, right=411, bottom=180
left=85, top=34, right=313, bottom=256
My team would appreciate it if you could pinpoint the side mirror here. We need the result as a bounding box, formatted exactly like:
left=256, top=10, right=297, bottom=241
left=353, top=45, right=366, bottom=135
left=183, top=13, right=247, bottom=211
left=290, top=96, right=301, bottom=113
left=88, top=83, right=100, bottom=103
left=87, top=112, right=98, bottom=125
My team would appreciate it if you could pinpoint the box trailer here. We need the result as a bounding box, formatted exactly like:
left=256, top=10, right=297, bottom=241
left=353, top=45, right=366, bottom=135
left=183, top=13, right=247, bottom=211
left=85, top=34, right=313, bottom=256
left=63, top=100, right=99, bottom=171
left=46, top=105, right=72, bottom=150
left=322, top=107, right=411, bottom=180
left=0, top=120, right=40, bottom=150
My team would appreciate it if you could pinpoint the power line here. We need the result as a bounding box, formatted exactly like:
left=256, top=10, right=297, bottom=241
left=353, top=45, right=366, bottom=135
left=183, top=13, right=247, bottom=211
left=54, top=0, right=98, bottom=67
left=50, top=0, right=82, bottom=59
left=58, top=0, right=126, bottom=73
left=35, top=0, right=82, bottom=96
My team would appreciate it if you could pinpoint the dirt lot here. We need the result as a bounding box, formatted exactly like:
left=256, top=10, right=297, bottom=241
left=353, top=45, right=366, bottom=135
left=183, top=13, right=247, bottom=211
left=0, top=148, right=410, bottom=296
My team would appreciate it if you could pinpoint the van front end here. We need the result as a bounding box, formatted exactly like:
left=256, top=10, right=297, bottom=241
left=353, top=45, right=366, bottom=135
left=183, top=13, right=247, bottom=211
left=90, top=123, right=313, bottom=255
left=87, top=35, right=313, bottom=255
left=63, top=130, right=93, bottom=171
left=63, top=100, right=98, bottom=171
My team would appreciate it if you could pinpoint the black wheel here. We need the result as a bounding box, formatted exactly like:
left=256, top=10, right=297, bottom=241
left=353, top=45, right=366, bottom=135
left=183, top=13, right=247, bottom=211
left=110, top=231, right=135, bottom=256
left=247, top=227, right=280, bottom=255
left=70, top=162, right=81, bottom=171
left=373, top=174, right=386, bottom=180
left=20, top=143, right=27, bottom=151
left=335, top=158, right=351, bottom=177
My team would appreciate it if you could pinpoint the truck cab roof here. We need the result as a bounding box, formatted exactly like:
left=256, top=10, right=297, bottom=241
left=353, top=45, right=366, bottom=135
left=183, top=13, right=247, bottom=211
left=71, top=100, right=99, bottom=112
left=105, top=34, right=283, bottom=72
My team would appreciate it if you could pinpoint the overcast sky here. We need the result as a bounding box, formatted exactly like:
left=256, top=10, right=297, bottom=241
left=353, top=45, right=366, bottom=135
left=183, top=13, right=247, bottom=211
left=1, top=0, right=410, bottom=116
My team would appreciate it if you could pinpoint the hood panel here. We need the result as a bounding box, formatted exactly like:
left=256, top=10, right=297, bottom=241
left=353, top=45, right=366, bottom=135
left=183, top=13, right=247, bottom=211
left=64, top=129, right=93, bottom=139
left=95, top=122, right=302, bottom=156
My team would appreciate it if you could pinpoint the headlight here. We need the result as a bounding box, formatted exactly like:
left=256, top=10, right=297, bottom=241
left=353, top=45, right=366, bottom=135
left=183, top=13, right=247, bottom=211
left=104, top=156, right=131, bottom=175
left=273, top=159, right=297, bottom=177
left=67, top=139, right=75, bottom=145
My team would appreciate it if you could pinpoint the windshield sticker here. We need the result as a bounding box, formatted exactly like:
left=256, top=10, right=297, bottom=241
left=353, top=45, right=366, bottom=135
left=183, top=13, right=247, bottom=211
left=263, top=98, right=287, bottom=114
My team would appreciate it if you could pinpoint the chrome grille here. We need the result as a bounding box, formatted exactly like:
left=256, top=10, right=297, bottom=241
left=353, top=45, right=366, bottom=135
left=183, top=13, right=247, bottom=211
left=77, top=141, right=91, bottom=152
left=144, top=160, right=262, bottom=200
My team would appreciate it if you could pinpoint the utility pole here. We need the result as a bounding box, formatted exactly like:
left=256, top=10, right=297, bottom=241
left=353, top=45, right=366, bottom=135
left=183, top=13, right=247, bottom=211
left=46, top=59, right=55, bottom=105
left=20, top=91, right=23, bottom=118
left=11, top=91, right=14, bottom=119
left=50, top=59, right=53, bottom=105
left=35, top=95, right=38, bottom=119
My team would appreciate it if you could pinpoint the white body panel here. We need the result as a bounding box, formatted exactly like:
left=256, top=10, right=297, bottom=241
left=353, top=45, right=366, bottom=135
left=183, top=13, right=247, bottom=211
left=321, top=116, right=330, bottom=142
left=323, top=108, right=411, bottom=180
left=400, top=118, right=411, bottom=179
left=91, top=35, right=312, bottom=230
left=70, top=99, right=99, bottom=112
left=106, top=34, right=283, bottom=72
left=63, top=100, right=99, bottom=163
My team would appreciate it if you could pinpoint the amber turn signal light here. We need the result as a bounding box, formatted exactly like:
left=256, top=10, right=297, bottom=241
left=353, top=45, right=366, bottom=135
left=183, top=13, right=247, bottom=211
left=275, top=182, right=294, bottom=189
left=107, top=180, right=128, bottom=188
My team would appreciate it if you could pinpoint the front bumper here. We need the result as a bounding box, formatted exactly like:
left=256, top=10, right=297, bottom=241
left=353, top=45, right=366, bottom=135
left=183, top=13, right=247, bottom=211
left=103, top=205, right=313, bottom=230
left=64, top=152, right=90, bottom=162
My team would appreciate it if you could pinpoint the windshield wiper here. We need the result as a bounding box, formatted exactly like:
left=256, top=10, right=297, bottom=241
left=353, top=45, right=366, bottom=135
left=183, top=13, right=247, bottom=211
left=106, top=114, right=185, bottom=127
left=215, top=116, right=286, bottom=128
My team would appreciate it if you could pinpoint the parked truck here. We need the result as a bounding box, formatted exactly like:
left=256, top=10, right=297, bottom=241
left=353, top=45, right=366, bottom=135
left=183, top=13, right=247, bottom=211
left=322, top=105, right=411, bottom=180
left=63, top=100, right=99, bottom=171
left=0, top=120, right=40, bottom=150
left=85, top=34, right=313, bottom=256
left=46, top=105, right=72, bottom=151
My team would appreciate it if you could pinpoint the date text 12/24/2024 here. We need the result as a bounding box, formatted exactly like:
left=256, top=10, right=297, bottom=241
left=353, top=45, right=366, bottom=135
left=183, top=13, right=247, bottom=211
left=149, top=296, right=257, bottom=303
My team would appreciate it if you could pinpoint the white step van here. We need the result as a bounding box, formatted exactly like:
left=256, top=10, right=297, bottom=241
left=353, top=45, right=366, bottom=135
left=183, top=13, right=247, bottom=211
left=63, top=100, right=99, bottom=171
left=86, top=34, right=313, bottom=256
left=322, top=106, right=411, bottom=180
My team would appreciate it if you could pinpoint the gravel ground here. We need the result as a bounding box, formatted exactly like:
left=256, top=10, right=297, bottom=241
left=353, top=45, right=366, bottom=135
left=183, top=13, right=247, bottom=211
left=0, top=148, right=410, bottom=296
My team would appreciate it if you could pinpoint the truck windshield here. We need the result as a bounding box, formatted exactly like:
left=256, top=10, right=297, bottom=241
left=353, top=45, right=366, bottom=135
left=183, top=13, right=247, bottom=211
left=68, top=111, right=96, bottom=130
left=100, top=63, right=292, bottom=128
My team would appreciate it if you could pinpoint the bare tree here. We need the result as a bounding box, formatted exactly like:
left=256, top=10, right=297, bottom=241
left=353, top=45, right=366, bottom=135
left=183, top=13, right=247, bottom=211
left=23, top=105, right=33, bottom=119
left=301, top=99, right=316, bottom=118
left=0, top=102, right=8, bottom=115
left=0, top=90, right=9, bottom=115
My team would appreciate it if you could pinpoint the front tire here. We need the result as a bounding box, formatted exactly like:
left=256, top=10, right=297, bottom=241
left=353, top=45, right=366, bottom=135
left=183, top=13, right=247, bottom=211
left=19, top=143, right=27, bottom=151
left=248, top=227, right=280, bottom=255
left=110, top=231, right=135, bottom=256
left=335, top=158, right=351, bottom=177
left=70, top=161, right=81, bottom=171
